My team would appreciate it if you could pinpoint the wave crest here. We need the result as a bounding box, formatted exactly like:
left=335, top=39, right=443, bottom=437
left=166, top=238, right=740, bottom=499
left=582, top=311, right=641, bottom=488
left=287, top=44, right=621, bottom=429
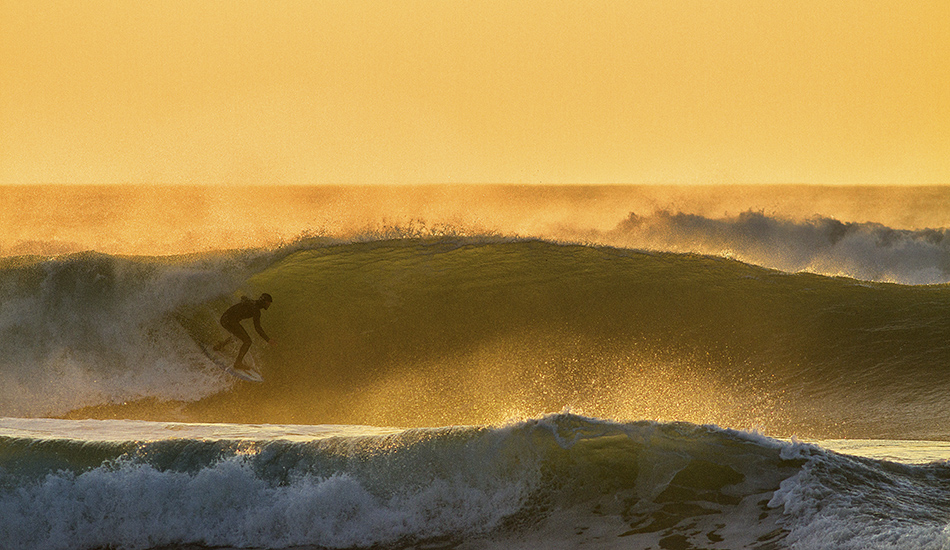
left=603, top=210, right=950, bottom=284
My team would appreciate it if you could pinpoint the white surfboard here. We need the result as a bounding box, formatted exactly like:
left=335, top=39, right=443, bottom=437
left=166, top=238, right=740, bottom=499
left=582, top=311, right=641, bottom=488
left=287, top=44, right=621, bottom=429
left=198, top=342, right=263, bottom=383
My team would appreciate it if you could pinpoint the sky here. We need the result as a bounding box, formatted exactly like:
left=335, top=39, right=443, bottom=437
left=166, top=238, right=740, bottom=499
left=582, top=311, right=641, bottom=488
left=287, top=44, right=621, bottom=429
left=1, top=0, right=947, bottom=185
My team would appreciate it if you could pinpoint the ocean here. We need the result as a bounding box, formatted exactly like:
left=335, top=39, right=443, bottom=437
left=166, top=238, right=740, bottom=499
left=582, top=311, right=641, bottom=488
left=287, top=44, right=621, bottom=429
left=3, top=184, right=950, bottom=549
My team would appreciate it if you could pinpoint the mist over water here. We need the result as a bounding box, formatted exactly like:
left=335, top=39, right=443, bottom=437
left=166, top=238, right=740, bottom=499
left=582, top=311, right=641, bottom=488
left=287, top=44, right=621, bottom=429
left=5, top=184, right=950, bottom=284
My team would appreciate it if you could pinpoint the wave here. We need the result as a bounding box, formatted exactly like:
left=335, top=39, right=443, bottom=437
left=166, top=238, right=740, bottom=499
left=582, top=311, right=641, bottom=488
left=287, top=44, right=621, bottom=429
left=3, top=237, right=950, bottom=439
left=8, top=183, right=950, bottom=287
left=2, top=414, right=949, bottom=550
left=582, top=210, right=950, bottom=285
left=11, top=208, right=950, bottom=284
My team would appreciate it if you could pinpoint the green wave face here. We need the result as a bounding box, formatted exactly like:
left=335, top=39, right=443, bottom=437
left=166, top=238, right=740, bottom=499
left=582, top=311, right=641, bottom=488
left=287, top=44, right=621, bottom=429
left=175, top=238, right=950, bottom=438
left=6, top=237, right=950, bottom=439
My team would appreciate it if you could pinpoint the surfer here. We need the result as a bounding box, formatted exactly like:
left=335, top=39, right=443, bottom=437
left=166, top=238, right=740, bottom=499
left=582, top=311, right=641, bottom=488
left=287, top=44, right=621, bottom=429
left=214, top=293, right=274, bottom=370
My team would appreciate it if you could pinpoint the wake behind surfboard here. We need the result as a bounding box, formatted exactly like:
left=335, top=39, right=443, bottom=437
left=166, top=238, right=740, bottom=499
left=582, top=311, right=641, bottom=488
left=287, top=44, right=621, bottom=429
left=198, top=342, right=263, bottom=383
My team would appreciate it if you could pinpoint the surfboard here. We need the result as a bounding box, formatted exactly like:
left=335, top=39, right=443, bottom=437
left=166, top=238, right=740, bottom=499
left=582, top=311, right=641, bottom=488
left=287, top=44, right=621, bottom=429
left=198, top=342, right=264, bottom=383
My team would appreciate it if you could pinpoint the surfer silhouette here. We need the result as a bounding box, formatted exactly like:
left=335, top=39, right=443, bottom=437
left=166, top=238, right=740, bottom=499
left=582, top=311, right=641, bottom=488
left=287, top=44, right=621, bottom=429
left=214, top=293, right=274, bottom=370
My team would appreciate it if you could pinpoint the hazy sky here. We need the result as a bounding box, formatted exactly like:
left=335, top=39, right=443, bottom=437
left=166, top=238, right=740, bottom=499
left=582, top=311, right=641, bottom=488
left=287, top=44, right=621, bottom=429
left=2, top=1, right=947, bottom=185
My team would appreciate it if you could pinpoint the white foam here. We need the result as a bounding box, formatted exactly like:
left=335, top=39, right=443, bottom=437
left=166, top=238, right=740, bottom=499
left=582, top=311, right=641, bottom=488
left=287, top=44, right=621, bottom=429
left=0, top=448, right=530, bottom=550
left=0, top=255, right=250, bottom=416
left=604, top=211, right=950, bottom=284
left=769, top=449, right=950, bottom=550
left=5, top=415, right=950, bottom=550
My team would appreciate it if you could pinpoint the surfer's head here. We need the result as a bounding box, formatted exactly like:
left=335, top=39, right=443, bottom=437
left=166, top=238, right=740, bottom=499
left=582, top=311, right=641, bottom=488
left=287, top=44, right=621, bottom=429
left=259, top=293, right=273, bottom=309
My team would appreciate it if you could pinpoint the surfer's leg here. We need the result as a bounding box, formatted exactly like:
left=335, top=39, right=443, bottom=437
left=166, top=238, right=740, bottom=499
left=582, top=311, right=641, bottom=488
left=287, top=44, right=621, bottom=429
left=231, top=325, right=252, bottom=369
left=215, top=314, right=238, bottom=351
left=234, top=340, right=251, bottom=369
left=213, top=336, right=233, bottom=351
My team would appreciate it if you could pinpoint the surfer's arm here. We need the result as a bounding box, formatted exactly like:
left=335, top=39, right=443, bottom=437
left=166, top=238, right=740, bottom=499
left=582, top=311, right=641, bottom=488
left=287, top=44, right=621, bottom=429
left=253, top=312, right=270, bottom=342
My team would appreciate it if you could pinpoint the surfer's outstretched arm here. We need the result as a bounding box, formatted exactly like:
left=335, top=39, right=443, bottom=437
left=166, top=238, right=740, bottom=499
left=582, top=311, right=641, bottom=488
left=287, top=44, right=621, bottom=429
left=252, top=313, right=270, bottom=343
left=253, top=293, right=273, bottom=343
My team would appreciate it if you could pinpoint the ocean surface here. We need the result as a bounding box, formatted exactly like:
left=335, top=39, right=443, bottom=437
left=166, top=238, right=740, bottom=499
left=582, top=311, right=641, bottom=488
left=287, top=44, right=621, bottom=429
left=4, top=184, right=950, bottom=549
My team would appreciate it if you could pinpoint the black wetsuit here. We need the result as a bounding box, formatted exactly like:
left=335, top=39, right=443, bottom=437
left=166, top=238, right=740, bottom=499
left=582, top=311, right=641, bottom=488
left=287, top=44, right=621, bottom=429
left=219, top=297, right=270, bottom=368
left=220, top=297, right=271, bottom=345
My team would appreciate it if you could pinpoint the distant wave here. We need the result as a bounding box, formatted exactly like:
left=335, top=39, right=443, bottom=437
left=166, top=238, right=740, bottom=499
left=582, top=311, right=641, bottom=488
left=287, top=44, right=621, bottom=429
left=585, top=210, right=950, bottom=285
left=8, top=199, right=950, bottom=285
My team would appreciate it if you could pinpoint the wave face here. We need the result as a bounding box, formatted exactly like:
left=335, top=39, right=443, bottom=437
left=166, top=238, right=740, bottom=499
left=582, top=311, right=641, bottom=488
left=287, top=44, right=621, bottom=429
left=4, top=237, right=950, bottom=439
left=2, top=414, right=949, bottom=550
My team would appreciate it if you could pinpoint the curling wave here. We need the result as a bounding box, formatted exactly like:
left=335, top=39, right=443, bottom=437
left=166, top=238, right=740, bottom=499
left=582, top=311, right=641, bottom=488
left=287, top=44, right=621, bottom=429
left=3, top=237, right=950, bottom=439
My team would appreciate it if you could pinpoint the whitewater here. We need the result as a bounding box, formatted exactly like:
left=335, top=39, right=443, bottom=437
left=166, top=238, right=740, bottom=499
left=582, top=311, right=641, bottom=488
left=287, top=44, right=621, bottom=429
left=4, top=184, right=950, bottom=549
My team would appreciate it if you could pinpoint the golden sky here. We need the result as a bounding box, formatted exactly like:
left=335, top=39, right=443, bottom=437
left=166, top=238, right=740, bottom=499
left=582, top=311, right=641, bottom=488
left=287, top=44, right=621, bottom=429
left=2, top=1, right=947, bottom=185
